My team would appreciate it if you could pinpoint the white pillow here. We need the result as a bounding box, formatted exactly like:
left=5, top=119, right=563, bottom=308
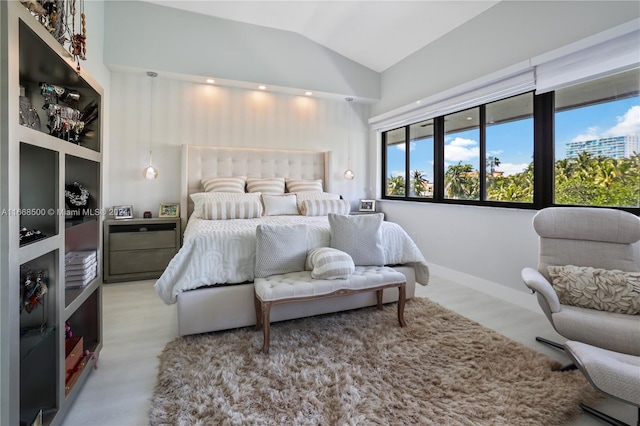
left=190, top=192, right=262, bottom=218
left=262, top=194, right=299, bottom=216
left=328, top=213, right=385, bottom=266
left=202, top=200, right=262, bottom=220
left=301, top=199, right=351, bottom=216
left=294, top=191, right=340, bottom=212
left=201, top=176, right=246, bottom=193
left=246, top=177, right=285, bottom=195
left=286, top=179, right=323, bottom=193
left=305, top=247, right=355, bottom=280
left=255, top=224, right=308, bottom=278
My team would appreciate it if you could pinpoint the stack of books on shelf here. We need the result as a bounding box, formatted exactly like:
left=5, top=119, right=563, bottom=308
left=65, top=250, right=97, bottom=289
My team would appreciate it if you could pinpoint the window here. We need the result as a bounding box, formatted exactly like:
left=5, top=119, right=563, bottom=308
left=409, top=120, right=434, bottom=198
left=380, top=70, right=639, bottom=213
left=554, top=69, right=639, bottom=208
left=444, top=108, right=480, bottom=200
left=485, top=94, right=534, bottom=203
left=384, top=127, right=406, bottom=197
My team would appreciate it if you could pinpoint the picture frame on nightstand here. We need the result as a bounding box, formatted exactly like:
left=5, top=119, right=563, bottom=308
left=159, top=203, right=180, bottom=218
left=113, top=205, right=133, bottom=219
left=359, top=199, right=376, bottom=212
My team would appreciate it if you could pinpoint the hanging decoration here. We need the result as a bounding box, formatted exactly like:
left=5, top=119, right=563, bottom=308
left=20, top=269, right=48, bottom=314
left=20, top=0, right=87, bottom=71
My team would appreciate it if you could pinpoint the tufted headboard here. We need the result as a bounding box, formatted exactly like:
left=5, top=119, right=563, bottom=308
left=181, top=145, right=332, bottom=228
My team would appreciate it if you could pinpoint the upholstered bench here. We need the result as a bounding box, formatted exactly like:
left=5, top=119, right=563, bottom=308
left=254, top=266, right=407, bottom=353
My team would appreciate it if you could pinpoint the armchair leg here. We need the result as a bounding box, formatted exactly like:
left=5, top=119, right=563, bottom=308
left=535, top=337, right=576, bottom=371
left=535, top=336, right=564, bottom=351
left=579, top=403, right=636, bottom=426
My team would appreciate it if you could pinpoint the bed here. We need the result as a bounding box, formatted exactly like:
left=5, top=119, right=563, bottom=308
left=154, top=145, right=429, bottom=336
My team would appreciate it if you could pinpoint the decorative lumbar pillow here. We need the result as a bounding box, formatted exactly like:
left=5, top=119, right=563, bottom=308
left=305, top=247, right=355, bottom=280
left=294, top=191, right=341, bottom=211
left=548, top=265, right=640, bottom=315
left=262, top=194, right=299, bottom=216
left=301, top=199, right=351, bottom=216
left=190, top=192, right=262, bottom=218
left=328, top=213, right=385, bottom=266
left=246, top=177, right=285, bottom=195
left=255, top=224, right=308, bottom=278
left=286, top=178, right=323, bottom=193
left=201, top=176, right=246, bottom=193
left=202, top=200, right=262, bottom=220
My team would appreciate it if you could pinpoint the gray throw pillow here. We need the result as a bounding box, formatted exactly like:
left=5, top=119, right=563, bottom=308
left=328, top=213, right=385, bottom=266
left=255, top=224, right=308, bottom=278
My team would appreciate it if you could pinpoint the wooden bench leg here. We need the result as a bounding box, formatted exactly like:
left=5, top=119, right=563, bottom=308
left=376, top=289, right=383, bottom=310
left=261, top=302, right=272, bottom=354
left=254, top=293, right=263, bottom=331
left=397, top=284, right=406, bottom=327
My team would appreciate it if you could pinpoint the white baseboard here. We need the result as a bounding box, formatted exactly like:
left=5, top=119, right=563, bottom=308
left=427, top=263, right=541, bottom=314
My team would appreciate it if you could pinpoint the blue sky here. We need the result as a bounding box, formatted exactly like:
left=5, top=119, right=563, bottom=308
left=388, top=97, right=640, bottom=181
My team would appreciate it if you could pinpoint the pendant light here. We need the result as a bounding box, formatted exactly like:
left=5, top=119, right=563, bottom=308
left=343, top=97, right=355, bottom=180
left=143, top=71, right=159, bottom=179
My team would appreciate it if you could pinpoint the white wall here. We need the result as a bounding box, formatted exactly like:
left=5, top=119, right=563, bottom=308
left=104, top=1, right=379, bottom=101
left=109, top=72, right=371, bottom=215
left=373, top=1, right=640, bottom=115
left=372, top=1, right=640, bottom=300
left=75, top=0, right=112, bottom=210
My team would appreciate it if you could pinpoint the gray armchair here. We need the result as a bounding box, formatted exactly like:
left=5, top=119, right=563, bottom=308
left=521, top=207, right=640, bottom=356
left=522, top=207, right=640, bottom=425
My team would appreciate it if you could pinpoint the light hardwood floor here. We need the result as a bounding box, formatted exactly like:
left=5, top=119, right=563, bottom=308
left=62, top=276, right=635, bottom=426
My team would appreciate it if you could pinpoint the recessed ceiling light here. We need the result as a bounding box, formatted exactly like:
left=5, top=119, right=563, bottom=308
left=416, top=100, right=421, bottom=104
left=206, top=79, right=215, bottom=84
left=466, top=117, right=473, bottom=120
left=258, top=85, right=266, bottom=90
left=305, top=91, right=313, bottom=96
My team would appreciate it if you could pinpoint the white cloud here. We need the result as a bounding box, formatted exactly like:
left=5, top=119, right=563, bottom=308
left=603, top=105, right=640, bottom=137
left=570, top=105, right=640, bottom=142
left=395, top=141, right=416, bottom=152
left=445, top=137, right=479, bottom=162
left=497, top=163, right=529, bottom=176
left=572, top=126, right=600, bottom=142
left=390, top=170, right=405, bottom=178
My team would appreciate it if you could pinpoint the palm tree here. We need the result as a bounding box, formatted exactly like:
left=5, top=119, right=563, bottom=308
left=445, top=162, right=477, bottom=199
left=386, top=175, right=405, bottom=196
left=411, top=170, right=427, bottom=197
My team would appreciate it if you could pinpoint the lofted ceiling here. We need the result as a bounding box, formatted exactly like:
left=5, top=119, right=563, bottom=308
left=141, top=1, right=500, bottom=73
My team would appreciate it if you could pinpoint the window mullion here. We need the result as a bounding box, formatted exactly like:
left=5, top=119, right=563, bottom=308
left=433, top=117, right=445, bottom=201
left=533, top=92, right=554, bottom=207
left=405, top=126, right=411, bottom=198
left=479, top=106, right=487, bottom=201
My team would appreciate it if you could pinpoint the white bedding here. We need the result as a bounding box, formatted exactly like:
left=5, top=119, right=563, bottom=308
left=155, top=215, right=429, bottom=304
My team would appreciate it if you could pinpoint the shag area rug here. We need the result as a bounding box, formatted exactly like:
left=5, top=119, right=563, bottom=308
left=150, top=298, right=599, bottom=425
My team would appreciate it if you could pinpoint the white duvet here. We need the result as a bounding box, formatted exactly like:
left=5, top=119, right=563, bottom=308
left=155, top=215, right=429, bottom=304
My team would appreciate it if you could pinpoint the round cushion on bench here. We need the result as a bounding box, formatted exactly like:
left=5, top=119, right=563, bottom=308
left=254, top=266, right=406, bottom=302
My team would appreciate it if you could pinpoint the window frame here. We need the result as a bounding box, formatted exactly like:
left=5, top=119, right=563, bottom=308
left=380, top=89, right=639, bottom=215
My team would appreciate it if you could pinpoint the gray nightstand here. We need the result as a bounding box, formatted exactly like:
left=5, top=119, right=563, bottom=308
left=103, top=218, right=181, bottom=282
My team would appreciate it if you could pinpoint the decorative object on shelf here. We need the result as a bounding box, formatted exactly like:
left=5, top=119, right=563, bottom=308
left=20, top=0, right=88, bottom=71
left=65, top=320, right=73, bottom=339
left=65, top=250, right=97, bottom=289
left=20, top=269, right=47, bottom=315
left=19, top=96, right=41, bottom=130
left=68, top=0, right=87, bottom=70
left=19, top=227, right=45, bottom=245
left=143, top=71, right=159, bottom=179
left=343, top=97, right=355, bottom=180
left=159, top=203, right=180, bottom=218
left=65, top=181, right=90, bottom=219
left=144, top=210, right=152, bottom=219
left=114, top=205, right=133, bottom=219
left=40, top=82, right=99, bottom=144
left=359, top=199, right=376, bottom=212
